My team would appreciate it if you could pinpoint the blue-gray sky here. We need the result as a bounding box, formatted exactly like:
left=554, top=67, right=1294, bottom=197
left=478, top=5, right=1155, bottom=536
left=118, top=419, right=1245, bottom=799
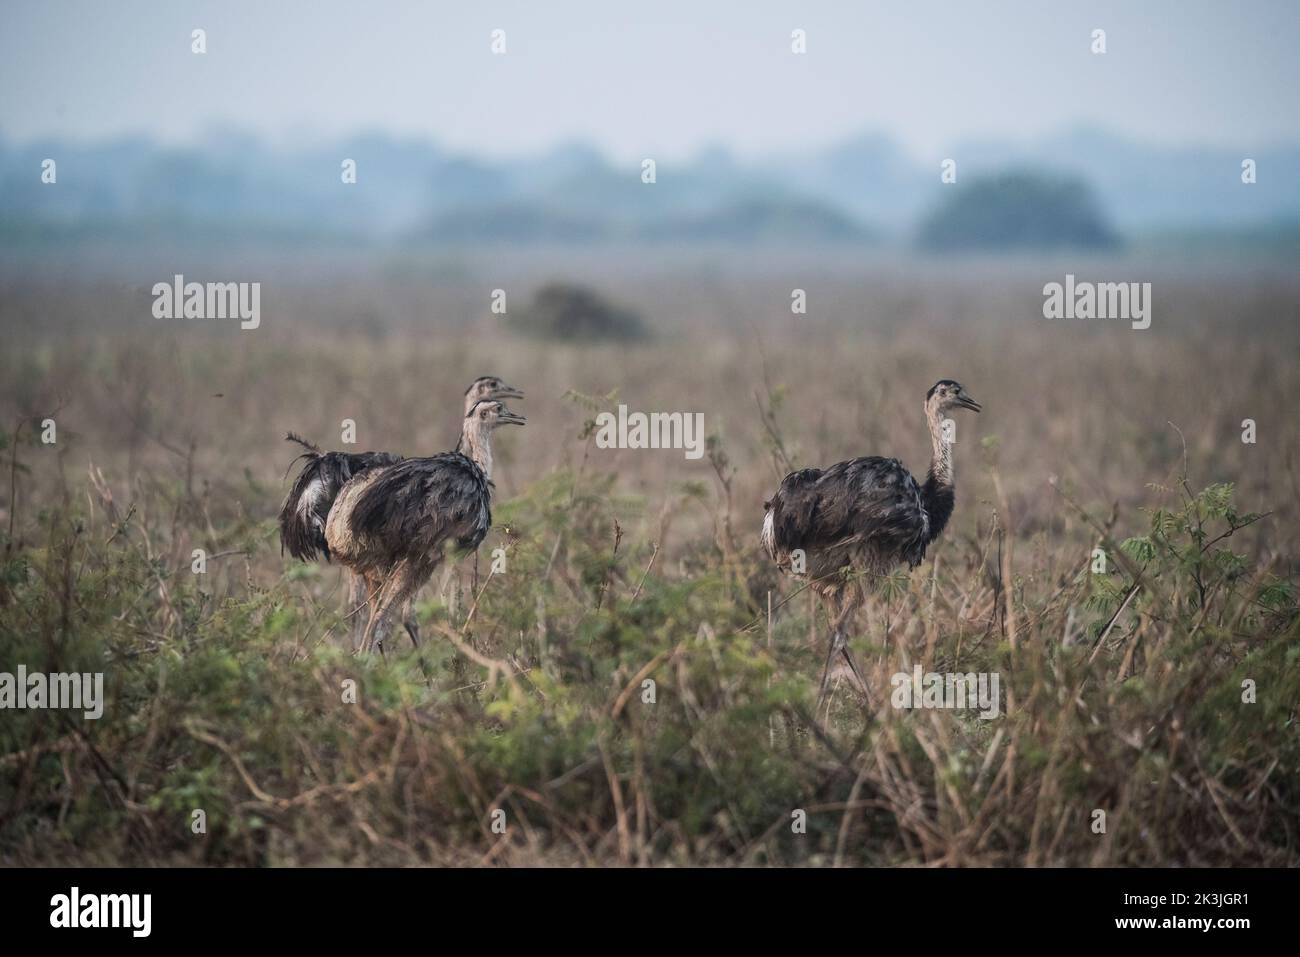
left=3, top=0, right=1298, bottom=160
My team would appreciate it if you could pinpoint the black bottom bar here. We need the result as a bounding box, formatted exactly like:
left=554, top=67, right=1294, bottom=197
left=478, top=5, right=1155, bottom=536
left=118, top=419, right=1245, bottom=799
left=0, top=867, right=1282, bottom=943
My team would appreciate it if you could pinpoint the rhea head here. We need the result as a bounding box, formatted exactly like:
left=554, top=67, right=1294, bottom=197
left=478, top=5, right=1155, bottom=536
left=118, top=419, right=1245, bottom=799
left=463, top=376, right=525, bottom=415
left=467, top=399, right=526, bottom=429
left=925, top=379, right=981, bottom=417
left=459, top=399, right=525, bottom=479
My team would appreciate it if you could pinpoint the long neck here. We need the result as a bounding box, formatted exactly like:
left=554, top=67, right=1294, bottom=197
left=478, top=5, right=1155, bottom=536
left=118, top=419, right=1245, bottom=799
left=921, top=403, right=955, bottom=544
left=454, top=395, right=487, bottom=457
left=458, top=422, right=493, bottom=481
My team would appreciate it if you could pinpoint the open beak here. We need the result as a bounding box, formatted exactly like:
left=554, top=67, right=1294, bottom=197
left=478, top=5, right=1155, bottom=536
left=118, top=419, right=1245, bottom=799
left=956, top=394, right=982, bottom=413
left=498, top=409, right=527, bottom=426
left=491, top=384, right=525, bottom=401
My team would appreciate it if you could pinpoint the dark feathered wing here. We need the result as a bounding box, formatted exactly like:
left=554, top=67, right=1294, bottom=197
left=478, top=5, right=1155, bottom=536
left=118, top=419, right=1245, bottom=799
left=345, top=453, right=492, bottom=560
left=279, top=436, right=403, bottom=561
left=762, top=456, right=931, bottom=571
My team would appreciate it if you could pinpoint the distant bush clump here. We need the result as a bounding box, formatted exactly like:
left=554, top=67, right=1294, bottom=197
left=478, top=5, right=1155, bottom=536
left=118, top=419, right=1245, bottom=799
left=643, top=198, right=875, bottom=243
left=918, top=170, right=1119, bottom=251
left=512, top=282, right=649, bottom=342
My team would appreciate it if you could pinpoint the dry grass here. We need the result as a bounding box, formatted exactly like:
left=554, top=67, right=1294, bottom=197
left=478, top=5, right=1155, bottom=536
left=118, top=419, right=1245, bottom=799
left=0, top=266, right=1296, bottom=866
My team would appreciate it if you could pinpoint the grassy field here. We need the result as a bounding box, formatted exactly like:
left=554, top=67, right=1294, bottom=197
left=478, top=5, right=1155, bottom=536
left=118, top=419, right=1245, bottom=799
left=1, top=264, right=1297, bottom=866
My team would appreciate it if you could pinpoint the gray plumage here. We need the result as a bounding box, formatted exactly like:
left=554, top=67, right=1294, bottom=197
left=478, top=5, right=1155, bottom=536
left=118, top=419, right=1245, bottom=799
left=279, top=378, right=523, bottom=566
left=763, top=457, right=933, bottom=589
left=323, top=398, right=526, bottom=654
left=761, top=379, right=981, bottom=711
left=278, top=433, right=402, bottom=562
left=345, top=452, right=492, bottom=568
left=278, top=377, right=525, bottom=654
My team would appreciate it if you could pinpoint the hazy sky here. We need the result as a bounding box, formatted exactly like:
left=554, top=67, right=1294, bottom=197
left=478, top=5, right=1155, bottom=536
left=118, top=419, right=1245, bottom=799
left=3, top=0, right=1298, bottom=160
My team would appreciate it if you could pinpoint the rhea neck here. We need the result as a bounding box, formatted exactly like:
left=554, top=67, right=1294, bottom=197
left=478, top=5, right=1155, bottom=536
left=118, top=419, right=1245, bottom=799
left=457, top=419, right=495, bottom=481
left=921, top=400, right=956, bottom=542
left=925, top=401, right=954, bottom=486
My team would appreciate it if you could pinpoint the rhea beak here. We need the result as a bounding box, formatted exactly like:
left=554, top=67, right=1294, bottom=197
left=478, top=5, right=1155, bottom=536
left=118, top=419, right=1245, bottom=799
left=956, top=394, right=982, bottom=413
left=498, top=409, right=527, bottom=426
left=491, top=384, right=525, bottom=401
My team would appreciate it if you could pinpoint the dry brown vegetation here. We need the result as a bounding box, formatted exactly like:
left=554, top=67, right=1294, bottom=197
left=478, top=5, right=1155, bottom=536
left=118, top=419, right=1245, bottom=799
left=1, top=264, right=1297, bottom=866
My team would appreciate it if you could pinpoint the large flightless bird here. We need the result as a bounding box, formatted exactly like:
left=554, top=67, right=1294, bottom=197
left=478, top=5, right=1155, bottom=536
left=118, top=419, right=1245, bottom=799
left=324, top=398, right=525, bottom=654
left=279, top=376, right=523, bottom=649
left=761, top=379, right=981, bottom=711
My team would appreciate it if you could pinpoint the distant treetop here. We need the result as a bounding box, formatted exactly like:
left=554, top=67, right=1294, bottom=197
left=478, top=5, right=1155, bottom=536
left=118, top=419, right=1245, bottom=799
left=512, top=282, right=650, bottom=342
left=917, top=170, right=1119, bottom=251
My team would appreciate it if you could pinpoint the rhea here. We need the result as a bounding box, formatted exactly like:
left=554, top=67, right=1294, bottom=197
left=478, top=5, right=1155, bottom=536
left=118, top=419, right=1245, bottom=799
left=279, top=376, right=523, bottom=648
left=761, top=379, right=981, bottom=711
left=326, top=399, right=525, bottom=654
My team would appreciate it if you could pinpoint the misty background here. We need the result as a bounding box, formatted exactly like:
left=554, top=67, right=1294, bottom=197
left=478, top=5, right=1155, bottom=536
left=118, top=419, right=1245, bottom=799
left=2, top=0, right=1299, bottom=272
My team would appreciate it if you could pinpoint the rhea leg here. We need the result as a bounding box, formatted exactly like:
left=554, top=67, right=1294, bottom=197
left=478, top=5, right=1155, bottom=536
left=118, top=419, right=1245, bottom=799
left=831, top=585, right=869, bottom=699
left=401, top=594, right=421, bottom=650
left=357, top=568, right=392, bottom=655
left=352, top=571, right=383, bottom=654
left=389, top=565, right=433, bottom=655
left=360, top=561, right=427, bottom=655
left=346, top=571, right=371, bottom=651
left=359, top=575, right=399, bottom=655
left=815, top=586, right=870, bottom=715
left=815, top=590, right=845, bottom=712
